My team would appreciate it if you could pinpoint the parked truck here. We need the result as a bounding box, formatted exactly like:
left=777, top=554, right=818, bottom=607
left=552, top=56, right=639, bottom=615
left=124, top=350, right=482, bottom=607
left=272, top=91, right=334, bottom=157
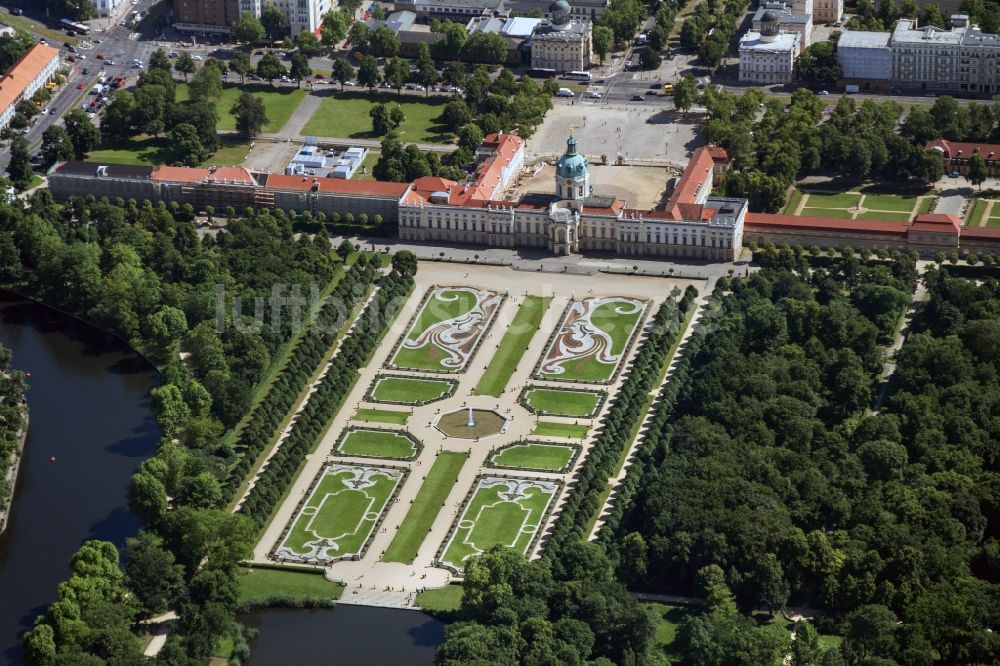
left=845, top=84, right=860, bottom=94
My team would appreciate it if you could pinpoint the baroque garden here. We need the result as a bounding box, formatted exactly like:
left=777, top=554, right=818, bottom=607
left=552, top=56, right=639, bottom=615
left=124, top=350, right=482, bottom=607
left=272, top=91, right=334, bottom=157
left=248, top=261, right=697, bottom=596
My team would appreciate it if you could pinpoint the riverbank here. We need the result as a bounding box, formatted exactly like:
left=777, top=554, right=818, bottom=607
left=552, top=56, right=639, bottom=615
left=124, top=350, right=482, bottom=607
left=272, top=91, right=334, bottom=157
left=0, top=378, right=28, bottom=535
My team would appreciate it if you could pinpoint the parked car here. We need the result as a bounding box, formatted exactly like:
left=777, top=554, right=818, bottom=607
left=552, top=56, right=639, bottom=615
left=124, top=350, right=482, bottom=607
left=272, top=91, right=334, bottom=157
left=949, top=171, right=960, bottom=177
left=191, top=54, right=203, bottom=61
left=632, top=94, right=645, bottom=101
left=169, top=51, right=179, bottom=58
left=818, top=90, right=829, bottom=95
left=96, top=53, right=106, bottom=59
left=586, top=90, right=602, bottom=99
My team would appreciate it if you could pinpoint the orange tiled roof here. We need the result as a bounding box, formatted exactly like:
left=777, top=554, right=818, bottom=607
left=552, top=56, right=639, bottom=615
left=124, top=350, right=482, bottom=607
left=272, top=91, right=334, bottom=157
left=746, top=212, right=908, bottom=235
left=0, top=44, right=59, bottom=113
left=926, top=139, right=1000, bottom=160
left=266, top=173, right=410, bottom=197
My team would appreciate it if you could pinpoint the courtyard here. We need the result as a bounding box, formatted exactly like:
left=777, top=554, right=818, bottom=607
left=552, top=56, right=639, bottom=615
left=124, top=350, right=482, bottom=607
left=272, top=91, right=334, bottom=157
left=786, top=186, right=937, bottom=222
left=250, top=261, right=702, bottom=598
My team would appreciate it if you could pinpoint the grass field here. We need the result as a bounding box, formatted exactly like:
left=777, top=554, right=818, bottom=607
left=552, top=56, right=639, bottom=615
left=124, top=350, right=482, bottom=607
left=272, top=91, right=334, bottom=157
left=968, top=199, right=990, bottom=226
left=861, top=193, right=920, bottom=212
left=369, top=375, right=454, bottom=404
left=917, top=196, right=936, bottom=214
left=802, top=192, right=860, bottom=208
left=537, top=297, right=646, bottom=382
left=522, top=387, right=603, bottom=417
left=439, top=477, right=557, bottom=571
left=988, top=215, right=1000, bottom=227
left=353, top=407, right=410, bottom=425
left=302, top=92, right=454, bottom=143
left=88, top=135, right=251, bottom=167
left=474, top=296, right=551, bottom=396
left=176, top=82, right=307, bottom=133
left=800, top=207, right=854, bottom=219
left=490, top=442, right=578, bottom=472
left=783, top=187, right=803, bottom=214
left=416, top=583, right=463, bottom=612
left=275, top=464, right=403, bottom=562
left=856, top=211, right=912, bottom=222
left=238, top=568, right=343, bottom=607
left=645, top=602, right=689, bottom=658
left=383, top=452, right=468, bottom=563
left=391, top=287, right=501, bottom=372
left=533, top=421, right=590, bottom=439
left=336, top=428, right=419, bottom=459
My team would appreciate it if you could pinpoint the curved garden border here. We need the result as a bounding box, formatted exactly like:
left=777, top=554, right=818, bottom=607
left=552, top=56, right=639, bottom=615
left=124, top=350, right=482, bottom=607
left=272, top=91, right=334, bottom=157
left=517, top=385, right=608, bottom=419
left=487, top=440, right=583, bottom=474
left=383, top=284, right=507, bottom=374
left=331, top=425, right=424, bottom=462
left=432, top=473, right=563, bottom=576
left=268, top=463, right=410, bottom=566
left=363, top=373, right=458, bottom=406
left=530, top=297, right=651, bottom=386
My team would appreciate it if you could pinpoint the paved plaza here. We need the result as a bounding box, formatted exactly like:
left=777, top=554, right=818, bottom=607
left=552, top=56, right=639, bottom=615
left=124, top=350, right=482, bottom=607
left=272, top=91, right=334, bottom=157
left=250, top=261, right=704, bottom=607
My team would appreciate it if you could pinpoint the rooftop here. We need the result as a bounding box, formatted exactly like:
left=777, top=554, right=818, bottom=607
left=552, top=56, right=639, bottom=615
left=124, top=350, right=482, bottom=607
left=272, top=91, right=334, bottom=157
left=926, top=138, right=1000, bottom=160
left=54, top=160, right=155, bottom=179
left=836, top=30, right=891, bottom=48
left=738, top=31, right=799, bottom=51
left=753, top=5, right=810, bottom=24
left=153, top=165, right=257, bottom=185
left=266, top=174, right=410, bottom=197
left=892, top=18, right=966, bottom=44
left=0, top=43, right=59, bottom=113
left=745, top=213, right=908, bottom=235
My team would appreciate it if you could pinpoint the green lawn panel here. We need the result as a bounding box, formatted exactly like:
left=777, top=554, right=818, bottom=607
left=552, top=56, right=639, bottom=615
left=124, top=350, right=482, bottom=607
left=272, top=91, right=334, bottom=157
left=491, top=443, right=576, bottom=471
left=337, top=429, right=417, bottom=459
left=371, top=376, right=452, bottom=403
left=861, top=194, right=918, bottom=212
left=799, top=207, right=854, bottom=219
left=440, top=481, right=556, bottom=570
left=802, top=192, right=860, bottom=208
left=532, top=421, right=590, bottom=439
left=354, top=408, right=409, bottom=425
left=238, top=568, right=342, bottom=606
left=383, top=452, right=468, bottom=563
left=276, top=466, right=401, bottom=560
left=475, top=295, right=551, bottom=396
left=523, top=388, right=601, bottom=417
left=538, top=297, right=645, bottom=383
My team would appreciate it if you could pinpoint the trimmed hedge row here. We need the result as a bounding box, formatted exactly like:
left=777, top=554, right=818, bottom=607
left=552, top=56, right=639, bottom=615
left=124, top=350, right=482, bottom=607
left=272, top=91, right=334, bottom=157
left=540, top=287, right=699, bottom=557
left=222, top=257, right=379, bottom=500
left=238, top=269, right=415, bottom=528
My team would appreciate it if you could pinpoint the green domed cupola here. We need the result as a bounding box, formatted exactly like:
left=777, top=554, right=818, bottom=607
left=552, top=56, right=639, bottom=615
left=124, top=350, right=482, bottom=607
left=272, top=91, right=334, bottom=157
left=554, top=131, right=589, bottom=201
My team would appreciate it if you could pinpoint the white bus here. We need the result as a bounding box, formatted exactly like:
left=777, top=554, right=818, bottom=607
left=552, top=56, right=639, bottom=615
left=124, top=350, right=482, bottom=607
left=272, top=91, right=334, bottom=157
left=563, top=71, right=592, bottom=82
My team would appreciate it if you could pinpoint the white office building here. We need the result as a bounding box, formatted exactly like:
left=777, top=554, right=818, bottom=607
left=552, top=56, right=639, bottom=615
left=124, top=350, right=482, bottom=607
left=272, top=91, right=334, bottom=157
left=837, top=30, right=892, bottom=80
left=89, top=0, right=129, bottom=19
left=812, top=0, right=842, bottom=23
left=739, top=13, right=800, bottom=84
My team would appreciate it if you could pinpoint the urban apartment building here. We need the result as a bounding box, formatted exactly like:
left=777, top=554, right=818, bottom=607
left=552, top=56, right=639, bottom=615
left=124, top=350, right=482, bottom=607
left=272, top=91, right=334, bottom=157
left=835, top=15, right=1000, bottom=92
left=927, top=139, right=1000, bottom=176
left=738, top=14, right=800, bottom=84
left=529, top=1, right=592, bottom=73
left=0, top=44, right=60, bottom=131
left=172, top=0, right=241, bottom=33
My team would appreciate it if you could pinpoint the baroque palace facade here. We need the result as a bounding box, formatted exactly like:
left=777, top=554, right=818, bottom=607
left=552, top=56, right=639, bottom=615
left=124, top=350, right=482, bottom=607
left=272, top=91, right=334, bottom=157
left=48, top=131, right=1000, bottom=260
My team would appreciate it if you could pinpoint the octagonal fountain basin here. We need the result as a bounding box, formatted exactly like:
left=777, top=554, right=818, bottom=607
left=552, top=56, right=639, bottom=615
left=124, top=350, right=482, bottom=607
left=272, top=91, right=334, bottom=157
left=434, top=407, right=509, bottom=439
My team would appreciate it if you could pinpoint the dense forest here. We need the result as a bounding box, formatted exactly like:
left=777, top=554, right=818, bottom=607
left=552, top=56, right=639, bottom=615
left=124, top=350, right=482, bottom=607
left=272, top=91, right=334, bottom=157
left=605, top=256, right=1000, bottom=663
left=0, top=188, right=415, bottom=664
